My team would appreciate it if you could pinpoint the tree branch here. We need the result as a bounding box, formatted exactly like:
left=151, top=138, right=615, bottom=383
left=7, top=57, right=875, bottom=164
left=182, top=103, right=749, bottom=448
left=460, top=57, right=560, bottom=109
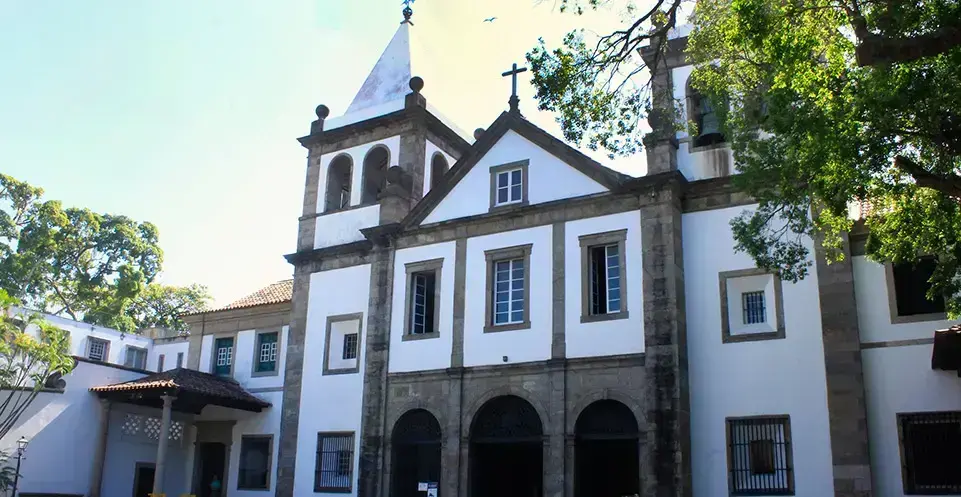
left=856, top=24, right=961, bottom=66
left=895, top=155, right=961, bottom=201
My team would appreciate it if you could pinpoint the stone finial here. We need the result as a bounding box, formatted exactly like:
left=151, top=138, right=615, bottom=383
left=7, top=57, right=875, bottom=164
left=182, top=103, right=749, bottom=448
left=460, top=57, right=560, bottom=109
left=473, top=128, right=485, bottom=141
left=409, top=76, right=424, bottom=94
left=315, top=104, right=330, bottom=120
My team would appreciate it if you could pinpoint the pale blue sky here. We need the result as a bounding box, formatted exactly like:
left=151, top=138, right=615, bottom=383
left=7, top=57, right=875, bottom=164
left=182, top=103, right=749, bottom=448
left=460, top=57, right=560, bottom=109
left=0, top=0, right=649, bottom=306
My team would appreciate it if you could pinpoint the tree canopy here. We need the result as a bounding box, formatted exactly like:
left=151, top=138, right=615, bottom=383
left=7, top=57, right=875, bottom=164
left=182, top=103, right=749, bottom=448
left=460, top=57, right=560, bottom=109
left=528, top=0, right=961, bottom=315
left=0, top=174, right=211, bottom=331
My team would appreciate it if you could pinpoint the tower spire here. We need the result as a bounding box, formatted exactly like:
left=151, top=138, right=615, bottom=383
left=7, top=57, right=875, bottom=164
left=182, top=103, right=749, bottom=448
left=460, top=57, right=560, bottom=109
left=402, top=0, right=414, bottom=24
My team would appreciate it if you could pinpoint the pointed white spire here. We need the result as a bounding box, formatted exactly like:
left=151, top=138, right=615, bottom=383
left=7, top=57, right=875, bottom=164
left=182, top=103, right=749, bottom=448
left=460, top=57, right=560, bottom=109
left=345, top=21, right=421, bottom=115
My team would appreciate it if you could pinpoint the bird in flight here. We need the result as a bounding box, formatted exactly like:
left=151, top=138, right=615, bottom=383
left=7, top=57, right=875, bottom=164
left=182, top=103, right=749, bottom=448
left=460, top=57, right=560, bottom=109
left=484, top=17, right=497, bottom=22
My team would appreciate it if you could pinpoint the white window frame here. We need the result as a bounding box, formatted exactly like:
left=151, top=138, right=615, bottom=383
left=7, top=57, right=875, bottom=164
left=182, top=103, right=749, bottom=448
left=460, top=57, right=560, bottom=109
left=88, top=337, right=109, bottom=362
left=488, top=160, right=529, bottom=211
left=579, top=230, right=629, bottom=322
left=484, top=244, right=532, bottom=333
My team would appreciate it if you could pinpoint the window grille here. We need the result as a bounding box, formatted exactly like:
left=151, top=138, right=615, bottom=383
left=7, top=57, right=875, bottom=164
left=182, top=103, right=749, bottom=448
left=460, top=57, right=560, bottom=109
left=315, top=432, right=354, bottom=492
left=899, top=411, right=961, bottom=494
left=495, top=169, right=523, bottom=205
left=342, top=333, right=358, bottom=360
left=727, top=416, right=793, bottom=495
left=742, top=291, right=766, bottom=325
left=88, top=338, right=108, bottom=362
left=493, top=258, right=525, bottom=325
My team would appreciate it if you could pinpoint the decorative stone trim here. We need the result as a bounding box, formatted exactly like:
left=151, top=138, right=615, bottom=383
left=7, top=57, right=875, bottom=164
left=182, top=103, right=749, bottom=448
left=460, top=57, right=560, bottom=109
left=250, top=328, right=282, bottom=378
left=483, top=244, right=533, bottom=333
left=884, top=262, right=948, bottom=324
left=451, top=239, right=467, bottom=368
left=718, top=268, right=786, bottom=344
left=402, top=258, right=444, bottom=340
left=322, top=312, right=364, bottom=376
left=551, top=222, right=566, bottom=359
left=488, top=159, right=530, bottom=212
left=861, top=338, right=935, bottom=349
left=578, top=229, right=630, bottom=323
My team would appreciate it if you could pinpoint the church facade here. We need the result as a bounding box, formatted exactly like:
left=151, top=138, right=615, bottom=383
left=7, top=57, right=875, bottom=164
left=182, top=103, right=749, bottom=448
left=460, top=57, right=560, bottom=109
left=8, top=11, right=961, bottom=497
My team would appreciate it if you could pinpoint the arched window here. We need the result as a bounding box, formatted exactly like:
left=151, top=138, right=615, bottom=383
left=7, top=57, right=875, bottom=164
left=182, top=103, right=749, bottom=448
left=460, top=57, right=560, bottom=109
left=430, top=153, right=449, bottom=190
left=324, top=154, right=353, bottom=212
left=688, top=79, right=725, bottom=148
left=361, top=146, right=390, bottom=204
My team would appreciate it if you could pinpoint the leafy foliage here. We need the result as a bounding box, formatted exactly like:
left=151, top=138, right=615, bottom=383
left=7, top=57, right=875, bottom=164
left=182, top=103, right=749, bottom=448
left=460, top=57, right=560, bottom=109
left=0, top=174, right=211, bottom=331
left=529, top=0, right=961, bottom=315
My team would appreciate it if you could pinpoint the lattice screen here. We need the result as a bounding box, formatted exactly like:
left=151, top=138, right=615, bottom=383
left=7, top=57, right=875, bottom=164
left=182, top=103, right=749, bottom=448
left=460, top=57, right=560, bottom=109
left=124, top=414, right=183, bottom=444
left=121, top=414, right=144, bottom=436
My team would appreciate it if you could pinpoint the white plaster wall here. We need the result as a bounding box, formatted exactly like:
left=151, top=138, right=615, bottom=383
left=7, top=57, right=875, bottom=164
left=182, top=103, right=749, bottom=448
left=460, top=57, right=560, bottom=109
left=315, top=136, right=401, bottom=212
left=149, top=340, right=190, bottom=372
left=325, top=98, right=406, bottom=131
left=389, top=241, right=457, bottom=373
left=683, top=205, right=835, bottom=497
left=231, top=326, right=289, bottom=390
left=101, top=404, right=192, bottom=497
left=862, top=344, right=961, bottom=497
left=423, top=140, right=455, bottom=196
left=463, top=226, right=553, bottom=367
left=294, top=264, right=371, bottom=497
left=227, top=389, right=284, bottom=497
left=3, top=361, right=143, bottom=495
left=20, top=308, right=153, bottom=366
left=422, top=130, right=608, bottom=225
left=314, top=204, right=380, bottom=249
left=852, top=256, right=960, bottom=343
left=671, top=64, right=738, bottom=182
left=564, top=211, right=645, bottom=358
left=200, top=334, right=215, bottom=373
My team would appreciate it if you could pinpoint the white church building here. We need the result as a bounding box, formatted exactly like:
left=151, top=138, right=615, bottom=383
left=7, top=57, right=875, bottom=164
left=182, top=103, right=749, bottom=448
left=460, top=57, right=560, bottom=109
left=6, top=8, right=961, bottom=497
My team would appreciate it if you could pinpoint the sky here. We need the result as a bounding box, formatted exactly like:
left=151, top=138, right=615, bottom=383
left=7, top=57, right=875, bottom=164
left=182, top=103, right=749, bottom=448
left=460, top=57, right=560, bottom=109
left=0, top=0, right=654, bottom=307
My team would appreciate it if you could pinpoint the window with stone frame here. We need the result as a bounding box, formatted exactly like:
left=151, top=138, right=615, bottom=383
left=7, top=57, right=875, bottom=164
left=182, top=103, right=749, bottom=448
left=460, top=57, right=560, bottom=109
left=888, top=256, right=946, bottom=322
left=899, top=411, right=961, bottom=494
left=254, top=331, right=279, bottom=375
left=719, top=269, right=785, bottom=344
left=484, top=244, right=532, bottom=333
left=87, top=337, right=109, bottom=362
left=323, top=313, right=362, bottom=375
left=579, top=230, right=629, bottom=322
left=124, top=346, right=147, bottom=369
left=213, top=336, right=234, bottom=376
left=404, top=259, right=443, bottom=340
left=315, top=432, right=354, bottom=493
left=727, top=415, right=794, bottom=495
left=238, top=435, right=273, bottom=490
left=488, top=160, right=529, bottom=211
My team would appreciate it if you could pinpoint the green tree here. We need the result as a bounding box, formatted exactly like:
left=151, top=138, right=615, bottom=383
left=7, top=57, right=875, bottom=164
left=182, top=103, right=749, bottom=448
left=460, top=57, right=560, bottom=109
left=0, top=174, right=211, bottom=331
left=528, top=0, right=961, bottom=314
left=127, top=283, right=212, bottom=331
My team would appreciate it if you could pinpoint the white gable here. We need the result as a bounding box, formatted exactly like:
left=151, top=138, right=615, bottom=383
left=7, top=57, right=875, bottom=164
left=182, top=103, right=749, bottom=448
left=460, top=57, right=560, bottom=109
left=421, top=130, right=608, bottom=225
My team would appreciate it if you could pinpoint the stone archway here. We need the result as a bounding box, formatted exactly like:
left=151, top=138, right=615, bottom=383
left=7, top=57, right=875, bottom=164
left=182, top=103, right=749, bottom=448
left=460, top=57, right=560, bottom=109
left=391, top=409, right=442, bottom=497
left=469, top=395, right=544, bottom=497
left=574, top=399, right=640, bottom=497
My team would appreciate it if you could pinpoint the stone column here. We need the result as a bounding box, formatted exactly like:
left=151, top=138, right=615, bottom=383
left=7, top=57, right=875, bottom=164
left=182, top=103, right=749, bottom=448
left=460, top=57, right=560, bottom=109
left=88, top=399, right=111, bottom=497
left=814, top=233, right=874, bottom=497
left=546, top=221, right=568, bottom=497
left=153, top=395, right=176, bottom=495
left=639, top=178, right=692, bottom=497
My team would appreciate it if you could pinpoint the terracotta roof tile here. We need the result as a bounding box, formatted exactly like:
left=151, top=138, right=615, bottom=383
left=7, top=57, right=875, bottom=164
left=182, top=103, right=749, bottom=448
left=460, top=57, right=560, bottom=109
left=209, top=279, right=293, bottom=313
left=90, top=368, right=271, bottom=411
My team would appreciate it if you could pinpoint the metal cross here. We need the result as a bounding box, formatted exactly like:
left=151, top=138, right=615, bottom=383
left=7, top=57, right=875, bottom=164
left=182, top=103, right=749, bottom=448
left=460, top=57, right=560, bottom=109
left=501, top=63, right=528, bottom=113
left=401, top=0, right=415, bottom=23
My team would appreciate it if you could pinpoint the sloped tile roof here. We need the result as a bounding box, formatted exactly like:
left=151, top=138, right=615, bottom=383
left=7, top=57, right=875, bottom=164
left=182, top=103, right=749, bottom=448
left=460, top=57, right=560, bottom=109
left=214, top=279, right=293, bottom=312
left=90, top=367, right=271, bottom=411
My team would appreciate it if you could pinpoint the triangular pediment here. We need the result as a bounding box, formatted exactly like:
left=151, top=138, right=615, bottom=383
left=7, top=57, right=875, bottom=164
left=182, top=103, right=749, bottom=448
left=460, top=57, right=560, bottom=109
left=405, top=113, right=629, bottom=227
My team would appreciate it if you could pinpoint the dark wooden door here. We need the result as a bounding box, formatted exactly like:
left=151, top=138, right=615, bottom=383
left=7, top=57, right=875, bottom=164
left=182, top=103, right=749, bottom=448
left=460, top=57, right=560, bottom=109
left=132, top=464, right=155, bottom=497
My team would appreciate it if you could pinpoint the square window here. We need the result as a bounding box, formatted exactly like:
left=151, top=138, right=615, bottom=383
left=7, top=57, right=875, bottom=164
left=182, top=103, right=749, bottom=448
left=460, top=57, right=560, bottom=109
left=889, top=256, right=946, bottom=321
left=742, top=291, right=766, bottom=325
left=315, top=432, right=354, bottom=492
left=238, top=435, right=272, bottom=490
left=727, top=416, right=793, bottom=495
left=719, top=269, right=785, bottom=343
left=88, top=338, right=108, bottom=362
left=489, top=160, right=529, bottom=211
left=124, top=347, right=147, bottom=370
left=899, top=411, right=961, bottom=494
left=342, top=333, right=358, bottom=360
left=255, top=332, right=279, bottom=374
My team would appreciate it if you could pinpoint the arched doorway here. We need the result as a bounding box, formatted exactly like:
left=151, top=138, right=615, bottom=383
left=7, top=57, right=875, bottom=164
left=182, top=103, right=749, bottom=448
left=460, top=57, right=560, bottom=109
left=391, top=409, right=442, bottom=497
left=574, top=399, right=640, bottom=497
left=470, top=395, right=543, bottom=497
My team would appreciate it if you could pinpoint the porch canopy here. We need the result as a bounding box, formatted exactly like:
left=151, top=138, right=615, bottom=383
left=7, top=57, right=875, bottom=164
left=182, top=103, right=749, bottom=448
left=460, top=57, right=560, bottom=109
left=89, top=367, right=271, bottom=413
left=931, top=325, right=961, bottom=376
